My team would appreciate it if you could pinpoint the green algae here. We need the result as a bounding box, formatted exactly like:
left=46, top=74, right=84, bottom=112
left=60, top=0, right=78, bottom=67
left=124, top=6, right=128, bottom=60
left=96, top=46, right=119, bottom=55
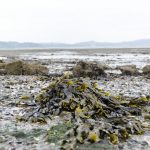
left=47, top=122, right=74, bottom=143
left=9, top=128, right=46, bottom=139
left=10, top=130, right=27, bottom=139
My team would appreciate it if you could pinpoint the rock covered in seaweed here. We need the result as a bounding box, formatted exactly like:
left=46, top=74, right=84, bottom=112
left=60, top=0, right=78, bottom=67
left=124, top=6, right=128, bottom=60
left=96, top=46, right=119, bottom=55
left=142, top=65, right=150, bottom=75
left=5, top=60, right=23, bottom=75
left=72, top=61, right=109, bottom=78
left=117, top=65, right=139, bottom=75
left=16, top=76, right=150, bottom=149
left=0, top=60, right=49, bottom=75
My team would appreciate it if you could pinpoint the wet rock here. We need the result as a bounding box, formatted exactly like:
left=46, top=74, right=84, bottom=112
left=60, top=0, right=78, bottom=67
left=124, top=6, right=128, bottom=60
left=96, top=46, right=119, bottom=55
left=72, top=61, right=109, bottom=78
left=142, top=65, right=150, bottom=75
left=118, top=65, right=139, bottom=75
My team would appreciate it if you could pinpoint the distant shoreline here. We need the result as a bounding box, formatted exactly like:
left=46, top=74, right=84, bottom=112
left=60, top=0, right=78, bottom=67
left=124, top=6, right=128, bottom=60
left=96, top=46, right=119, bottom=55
left=0, top=48, right=150, bottom=57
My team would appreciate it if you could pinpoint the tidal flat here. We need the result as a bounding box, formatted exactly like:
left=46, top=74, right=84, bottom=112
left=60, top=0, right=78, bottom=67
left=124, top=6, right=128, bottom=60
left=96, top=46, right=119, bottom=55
left=0, top=48, right=150, bottom=150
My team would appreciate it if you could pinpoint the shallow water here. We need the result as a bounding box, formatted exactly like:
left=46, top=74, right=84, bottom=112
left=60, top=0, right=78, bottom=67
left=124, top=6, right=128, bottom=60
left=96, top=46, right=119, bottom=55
left=20, top=51, right=150, bottom=69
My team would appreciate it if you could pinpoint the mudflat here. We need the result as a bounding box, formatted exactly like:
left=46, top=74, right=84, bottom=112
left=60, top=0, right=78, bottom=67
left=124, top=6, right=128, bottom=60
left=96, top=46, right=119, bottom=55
left=0, top=48, right=150, bottom=150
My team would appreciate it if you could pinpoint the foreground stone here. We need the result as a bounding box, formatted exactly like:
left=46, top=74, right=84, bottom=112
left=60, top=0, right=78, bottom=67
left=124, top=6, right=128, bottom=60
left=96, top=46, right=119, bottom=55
left=0, top=60, right=49, bottom=75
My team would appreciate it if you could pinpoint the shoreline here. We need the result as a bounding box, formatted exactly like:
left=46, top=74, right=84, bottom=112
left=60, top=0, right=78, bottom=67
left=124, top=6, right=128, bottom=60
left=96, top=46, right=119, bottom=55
left=0, top=48, right=150, bottom=57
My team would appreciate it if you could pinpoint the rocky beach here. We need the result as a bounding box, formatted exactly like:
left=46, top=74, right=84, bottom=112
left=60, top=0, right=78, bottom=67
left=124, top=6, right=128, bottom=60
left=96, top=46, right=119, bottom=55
left=0, top=48, right=150, bottom=150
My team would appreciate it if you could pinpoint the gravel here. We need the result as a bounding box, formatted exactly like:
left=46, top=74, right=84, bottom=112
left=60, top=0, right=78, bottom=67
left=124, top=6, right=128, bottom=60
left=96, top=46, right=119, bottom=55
left=0, top=75, right=150, bottom=149
left=98, top=76, right=150, bottom=98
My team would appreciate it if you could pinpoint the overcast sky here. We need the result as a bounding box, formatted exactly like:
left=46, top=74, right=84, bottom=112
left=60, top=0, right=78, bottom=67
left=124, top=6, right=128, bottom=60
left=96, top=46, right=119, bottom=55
left=0, top=0, right=150, bottom=43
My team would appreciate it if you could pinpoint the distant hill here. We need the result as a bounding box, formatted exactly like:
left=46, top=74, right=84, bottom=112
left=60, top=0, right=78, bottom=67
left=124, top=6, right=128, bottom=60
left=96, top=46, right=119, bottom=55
left=1, top=39, right=150, bottom=49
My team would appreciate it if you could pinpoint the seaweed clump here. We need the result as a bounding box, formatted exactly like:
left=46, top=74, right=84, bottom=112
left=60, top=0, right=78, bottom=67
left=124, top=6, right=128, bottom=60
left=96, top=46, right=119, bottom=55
left=17, top=76, right=150, bottom=149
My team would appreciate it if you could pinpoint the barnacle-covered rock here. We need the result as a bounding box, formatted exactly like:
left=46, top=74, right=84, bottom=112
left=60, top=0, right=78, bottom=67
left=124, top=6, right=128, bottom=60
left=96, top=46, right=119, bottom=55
left=16, top=76, right=150, bottom=149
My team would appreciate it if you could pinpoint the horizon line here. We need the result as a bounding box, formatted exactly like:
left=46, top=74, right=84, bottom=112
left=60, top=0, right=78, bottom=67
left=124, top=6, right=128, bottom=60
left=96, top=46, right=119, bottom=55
left=0, top=38, right=150, bottom=44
